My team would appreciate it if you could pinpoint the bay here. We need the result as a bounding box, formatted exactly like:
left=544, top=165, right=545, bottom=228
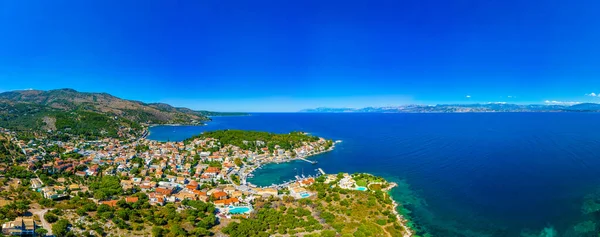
left=148, top=113, right=600, bottom=237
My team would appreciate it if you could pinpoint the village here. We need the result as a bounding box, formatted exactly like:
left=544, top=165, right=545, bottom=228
left=0, top=128, right=360, bottom=235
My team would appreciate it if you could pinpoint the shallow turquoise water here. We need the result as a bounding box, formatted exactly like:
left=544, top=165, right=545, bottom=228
left=149, top=113, right=600, bottom=237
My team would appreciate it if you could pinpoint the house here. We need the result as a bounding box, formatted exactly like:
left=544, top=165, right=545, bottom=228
left=1, top=217, right=39, bottom=236
left=30, top=178, right=43, bottom=189
left=176, top=177, right=187, bottom=184
left=175, top=191, right=197, bottom=201
left=223, top=186, right=236, bottom=195
left=338, top=174, right=356, bottom=189
left=125, top=196, right=139, bottom=203
left=69, top=184, right=80, bottom=191
left=213, top=197, right=240, bottom=207
left=212, top=191, right=228, bottom=200
left=299, top=178, right=315, bottom=187
left=155, top=187, right=173, bottom=196
left=204, top=167, right=220, bottom=176
left=99, top=200, right=119, bottom=207
left=148, top=193, right=165, bottom=206
left=186, top=184, right=198, bottom=191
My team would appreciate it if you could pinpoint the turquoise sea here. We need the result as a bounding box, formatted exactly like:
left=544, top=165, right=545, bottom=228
left=148, top=113, right=600, bottom=237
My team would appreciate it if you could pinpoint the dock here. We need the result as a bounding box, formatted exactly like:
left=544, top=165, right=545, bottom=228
left=298, top=157, right=318, bottom=164
left=317, top=168, right=325, bottom=175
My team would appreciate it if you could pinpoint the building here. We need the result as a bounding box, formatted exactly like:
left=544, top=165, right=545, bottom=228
left=1, top=217, right=39, bottom=236
left=30, top=178, right=43, bottom=189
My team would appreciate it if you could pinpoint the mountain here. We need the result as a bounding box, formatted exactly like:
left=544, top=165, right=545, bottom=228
left=300, top=103, right=600, bottom=113
left=565, top=103, right=600, bottom=111
left=0, top=89, right=245, bottom=139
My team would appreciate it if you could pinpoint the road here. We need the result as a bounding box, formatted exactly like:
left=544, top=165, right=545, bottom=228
left=31, top=208, right=53, bottom=235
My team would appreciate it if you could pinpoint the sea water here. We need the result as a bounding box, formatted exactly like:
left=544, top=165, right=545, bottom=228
left=149, top=113, right=600, bottom=237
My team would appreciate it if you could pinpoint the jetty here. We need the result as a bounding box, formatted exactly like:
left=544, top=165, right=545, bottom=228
left=317, top=168, right=325, bottom=175
left=298, top=157, right=318, bottom=164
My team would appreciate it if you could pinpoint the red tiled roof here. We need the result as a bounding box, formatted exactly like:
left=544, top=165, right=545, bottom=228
left=100, top=200, right=118, bottom=207
left=125, top=197, right=139, bottom=203
left=212, top=191, right=227, bottom=199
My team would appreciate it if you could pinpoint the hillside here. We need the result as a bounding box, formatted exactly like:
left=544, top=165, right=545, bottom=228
left=0, top=133, right=24, bottom=165
left=0, top=89, right=244, bottom=139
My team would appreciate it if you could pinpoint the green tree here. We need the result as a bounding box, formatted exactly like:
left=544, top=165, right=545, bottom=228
left=35, top=228, right=48, bottom=237
left=51, top=219, right=70, bottom=237
left=44, top=213, right=58, bottom=223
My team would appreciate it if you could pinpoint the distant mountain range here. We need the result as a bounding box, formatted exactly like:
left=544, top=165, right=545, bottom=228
left=0, top=89, right=245, bottom=138
left=300, top=103, right=600, bottom=113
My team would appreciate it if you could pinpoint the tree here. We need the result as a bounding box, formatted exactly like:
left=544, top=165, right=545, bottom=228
left=44, top=213, right=58, bottom=223
left=151, top=226, right=165, bottom=237
left=52, top=219, right=70, bottom=237
left=35, top=228, right=48, bottom=237
left=234, top=158, right=243, bottom=167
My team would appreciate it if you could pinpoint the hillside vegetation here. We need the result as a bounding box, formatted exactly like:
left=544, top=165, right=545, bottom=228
left=0, top=89, right=245, bottom=139
left=222, top=177, right=410, bottom=237
left=186, top=130, right=325, bottom=151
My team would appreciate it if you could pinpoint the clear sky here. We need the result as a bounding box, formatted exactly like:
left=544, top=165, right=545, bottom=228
left=1, top=0, right=600, bottom=112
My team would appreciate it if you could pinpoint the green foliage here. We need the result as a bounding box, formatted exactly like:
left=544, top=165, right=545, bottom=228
left=186, top=130, right=321, bottom=151
left=52, top=219, right=71, bottom=237
left=0, top=136, right=24, bottom=163
left=44, top=212, right=59, bottom=223
left=222, top=206, right=323, bottom=237
left=231, top=174, right=241, bottom=185
left=152, top=226, right=165, bottom=237
left=89, top=176, right=123, bottom=200
left=35, top=228, right=48, bottom=237
left=5, top=166, right=35, bottom=179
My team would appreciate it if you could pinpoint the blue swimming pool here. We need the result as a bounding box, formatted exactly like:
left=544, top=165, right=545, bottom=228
left=228, top=206, right=251, bottom=214
left=356, top=186, right=367, bottom=191
left=300, top=192, right=310, bottom=198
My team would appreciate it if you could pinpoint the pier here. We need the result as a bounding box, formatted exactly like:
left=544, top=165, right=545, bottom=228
left=298, top=157, right=318, bottom=164
left=317, top=168, right=325, bottom=175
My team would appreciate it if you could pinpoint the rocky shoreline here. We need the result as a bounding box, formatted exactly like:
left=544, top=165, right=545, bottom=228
left=387, top=182, right=415, bottom=237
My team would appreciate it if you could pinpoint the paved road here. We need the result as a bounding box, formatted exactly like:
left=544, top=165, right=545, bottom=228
left=31, top=208, right=52, bottom=235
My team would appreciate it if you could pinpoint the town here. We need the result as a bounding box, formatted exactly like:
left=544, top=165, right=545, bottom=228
left=0, top=127, right=354, bottom=236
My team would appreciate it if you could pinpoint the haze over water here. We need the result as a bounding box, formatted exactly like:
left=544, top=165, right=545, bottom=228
left=148, top=113, right=600, bottom=236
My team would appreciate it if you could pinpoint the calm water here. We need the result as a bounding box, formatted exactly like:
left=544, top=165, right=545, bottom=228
left=148, top=113, right=600, bottom=237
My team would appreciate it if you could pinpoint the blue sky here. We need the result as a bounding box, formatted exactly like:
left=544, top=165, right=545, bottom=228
left=1, top=0, right=600, bottom=112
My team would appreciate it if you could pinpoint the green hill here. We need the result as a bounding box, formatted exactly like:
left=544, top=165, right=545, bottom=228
left=0, top=89, right=245, bottom=139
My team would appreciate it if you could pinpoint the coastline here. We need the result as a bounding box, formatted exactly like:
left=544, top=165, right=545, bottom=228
left=244, top=141, right=339, bottom=187
left=386, top=182, right=415, bottom=237
left=241, top=140, right=416, bottom=236
left=144, top=123, right=207, bottom=141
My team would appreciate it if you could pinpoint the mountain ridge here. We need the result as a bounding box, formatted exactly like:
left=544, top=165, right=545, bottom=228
left=300, top=103, right=600, bottom=113
left=0, top=89, right=245, bottom=139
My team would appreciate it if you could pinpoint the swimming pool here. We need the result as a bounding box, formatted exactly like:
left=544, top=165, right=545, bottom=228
left=356, top=186, right=367, bottom=191
left=300, top=192, right=311, bottom=198
left=228, top=206, right=251, bottom=214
